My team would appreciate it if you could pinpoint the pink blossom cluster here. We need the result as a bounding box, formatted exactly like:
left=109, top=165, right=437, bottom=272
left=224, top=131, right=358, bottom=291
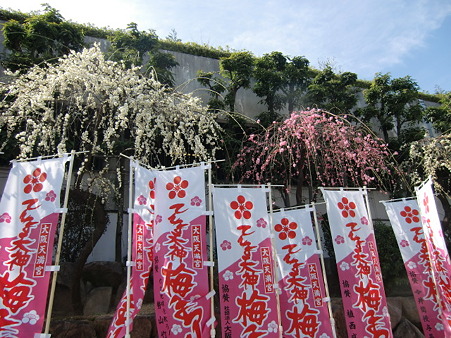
left=233, top=109, right=396, bottom=192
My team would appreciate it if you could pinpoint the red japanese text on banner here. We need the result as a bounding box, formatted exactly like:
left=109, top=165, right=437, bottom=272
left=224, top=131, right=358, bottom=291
left=153, top=166, right=211, bottom=337
left=416, top=179, right=451, bottom=334
left=0, top=157, right=69, bottom=337
left=322, top=189, right=392, bottom=338
left=384, top=199, right=444, bottom=337
left=272, top=208, right=334, bottom=338
left=107, top=164, right=156, bottom=337
left=213, top=187, right=280, bottom=337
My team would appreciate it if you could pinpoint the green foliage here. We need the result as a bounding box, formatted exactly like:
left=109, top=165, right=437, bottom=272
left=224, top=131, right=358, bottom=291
left=106, top=22, right=178, bottom=86
left=425, top=91, right=451, bottom=133
left=159, top=40, right=231, bottom=59
left=254, top=51, right=310, bottom=116
left=358, top=73, right=424, bottom=144
left=306, top=65, right=358, bottom=114
left=1, top=5, right=84, bottom=71
left=197, top=70, right=226, bottom=112
left=373, top=221, right=405, bottom=289
left=219, top=51, right=255, bottom=111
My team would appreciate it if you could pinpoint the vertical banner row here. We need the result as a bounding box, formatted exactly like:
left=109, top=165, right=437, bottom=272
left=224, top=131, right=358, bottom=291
left=383, top=198, right=443, bottom=336
left=153, top=166, right=211, bottom=336
left=213, top=187, right=280, bottom=337
left=322, top=189, right=392, bottom=338
left=0, top=156, right=70, bottom=337
left=108, top=163, right=156, bottom=337
left=272, top=208, right=334, bottom=337
left=416, top=179, right=451, bottom=334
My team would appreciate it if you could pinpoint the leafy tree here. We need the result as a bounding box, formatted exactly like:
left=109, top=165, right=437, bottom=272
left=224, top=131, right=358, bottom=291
left=196, top=70, right=226, bottom=113
left=253, top=52, right=310, bottom=121
left=358, top=73, right=424, bottom=144
left=0, top=45, right=222, bottom=313
left=425, top=91, right=451, bottom=133
left=233, top=109, right=398, bottom=206
left=107, top=22, right=178, bottom=86
left=306, top=65, right=358, bottom=114
left=220, top=51, right=255, bottom=111
left=1, top=4, right=84, bottom=71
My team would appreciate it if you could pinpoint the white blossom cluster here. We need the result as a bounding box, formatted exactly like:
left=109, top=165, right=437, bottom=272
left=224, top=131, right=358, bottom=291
left=0, top=44, right=222, bottom=174
left=406, top=133, right=451, bottom=194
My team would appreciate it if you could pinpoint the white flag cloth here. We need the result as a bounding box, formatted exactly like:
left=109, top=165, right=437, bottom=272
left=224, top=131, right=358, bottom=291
left=0, top=156, right=69, bottom=337
left=322, top=188, right=392, bottom=338
left=416, top=179, right=451, bottom=334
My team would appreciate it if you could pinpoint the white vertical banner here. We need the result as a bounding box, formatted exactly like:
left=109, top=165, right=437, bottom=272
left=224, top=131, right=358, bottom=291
left=416, top=178, right=451, bottom=333
left=107, top=162, right=156, bottom=337
left=322, top=188, right=392, bottom=338
left=383, top=198, right=444, bottom=336
left=0, top=156, right=70, bottom=337
left=213, top=186, right=280, bottom=337
left=153, top=165, right=211, bottom=337
left=272, top=207, right=334, bottom=337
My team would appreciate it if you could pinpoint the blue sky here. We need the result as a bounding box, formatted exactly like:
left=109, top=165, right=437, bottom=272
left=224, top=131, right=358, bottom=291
left=2, top=0, right=451, bottom=93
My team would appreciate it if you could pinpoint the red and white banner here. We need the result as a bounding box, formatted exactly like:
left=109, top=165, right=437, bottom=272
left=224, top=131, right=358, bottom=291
left=213, top=186, right=280, bottom=337
left=0, top=156, right=70, bottom=337
left=153, top=165, right=211, bottom=336
left=416, top=179, right=451, bottom=334
left=272, top=207, right=334, bottom=338
left=322, top=189, right=392, bottom=337
left=108, top=163, right=156, bottom=337
left=383, top=198, right=443, bottom=337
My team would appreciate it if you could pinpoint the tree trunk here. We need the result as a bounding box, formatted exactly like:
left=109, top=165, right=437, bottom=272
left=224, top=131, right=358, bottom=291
left=70, top=193, right=108, bottom=315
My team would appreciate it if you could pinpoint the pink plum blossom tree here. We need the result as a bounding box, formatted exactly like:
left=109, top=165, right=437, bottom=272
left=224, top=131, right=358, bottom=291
left=233, top=109, right=400, bottom=206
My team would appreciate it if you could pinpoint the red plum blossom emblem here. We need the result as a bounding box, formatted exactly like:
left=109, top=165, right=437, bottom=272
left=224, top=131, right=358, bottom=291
left=148, top=178, right=156, bottom=199
left=230, top=195, right=253, bottom=220
left=337, top=197, right=356, bottom=218
left=23, top=168, right=47, bottom=193
left=166, top=176, right=189, bottom=199
left=274, top=218, right=297, bottom=240
left=400, top=206, right=420, bottom=224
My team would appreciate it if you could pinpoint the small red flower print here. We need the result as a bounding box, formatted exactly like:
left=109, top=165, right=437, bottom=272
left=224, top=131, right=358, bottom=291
left=423, top=194, right=430, bottom=214
left=400, top=240, right=409, bottom=247
left=137, top=195, right=147, bottom=205
left=0, top=212, right=11, bottom=223
left=360, top=216, right=369, bottom=225
left=155, top=215, right=162, bottom=224
left=166, top=176, right=189, bottom=199
left=191, top=196, right=202, bottom=206
left=337, top=197, right=356, bottom=218
left=148, top=178, right=156, bottom=199
left=256, top=218, right=267, bottom=228
left=220, top=240, right=232, bottom=251
left=400, top=206, right=420, bottom=224
left=302, top=236, right=313, bottom=246
left=274, top=218, right=297, bottom=240
left=230, top=195, right=253, bottom=220
left=45, top=190, right=57, bottom=202
left=335, top=235, right=345, bottom=244
left=23, top=168, right=47, bottom=194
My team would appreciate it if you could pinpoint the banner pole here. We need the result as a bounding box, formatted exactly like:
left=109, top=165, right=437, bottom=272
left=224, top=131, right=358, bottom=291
left=207, top=162, right=216, bottom=337
left=125, top=158, right=135, bottom=337
left=44, top=150, right=75, bottom=334
left=312, top=202, right=337, bottom=338
left=267, top=183, right=283, bottom=338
